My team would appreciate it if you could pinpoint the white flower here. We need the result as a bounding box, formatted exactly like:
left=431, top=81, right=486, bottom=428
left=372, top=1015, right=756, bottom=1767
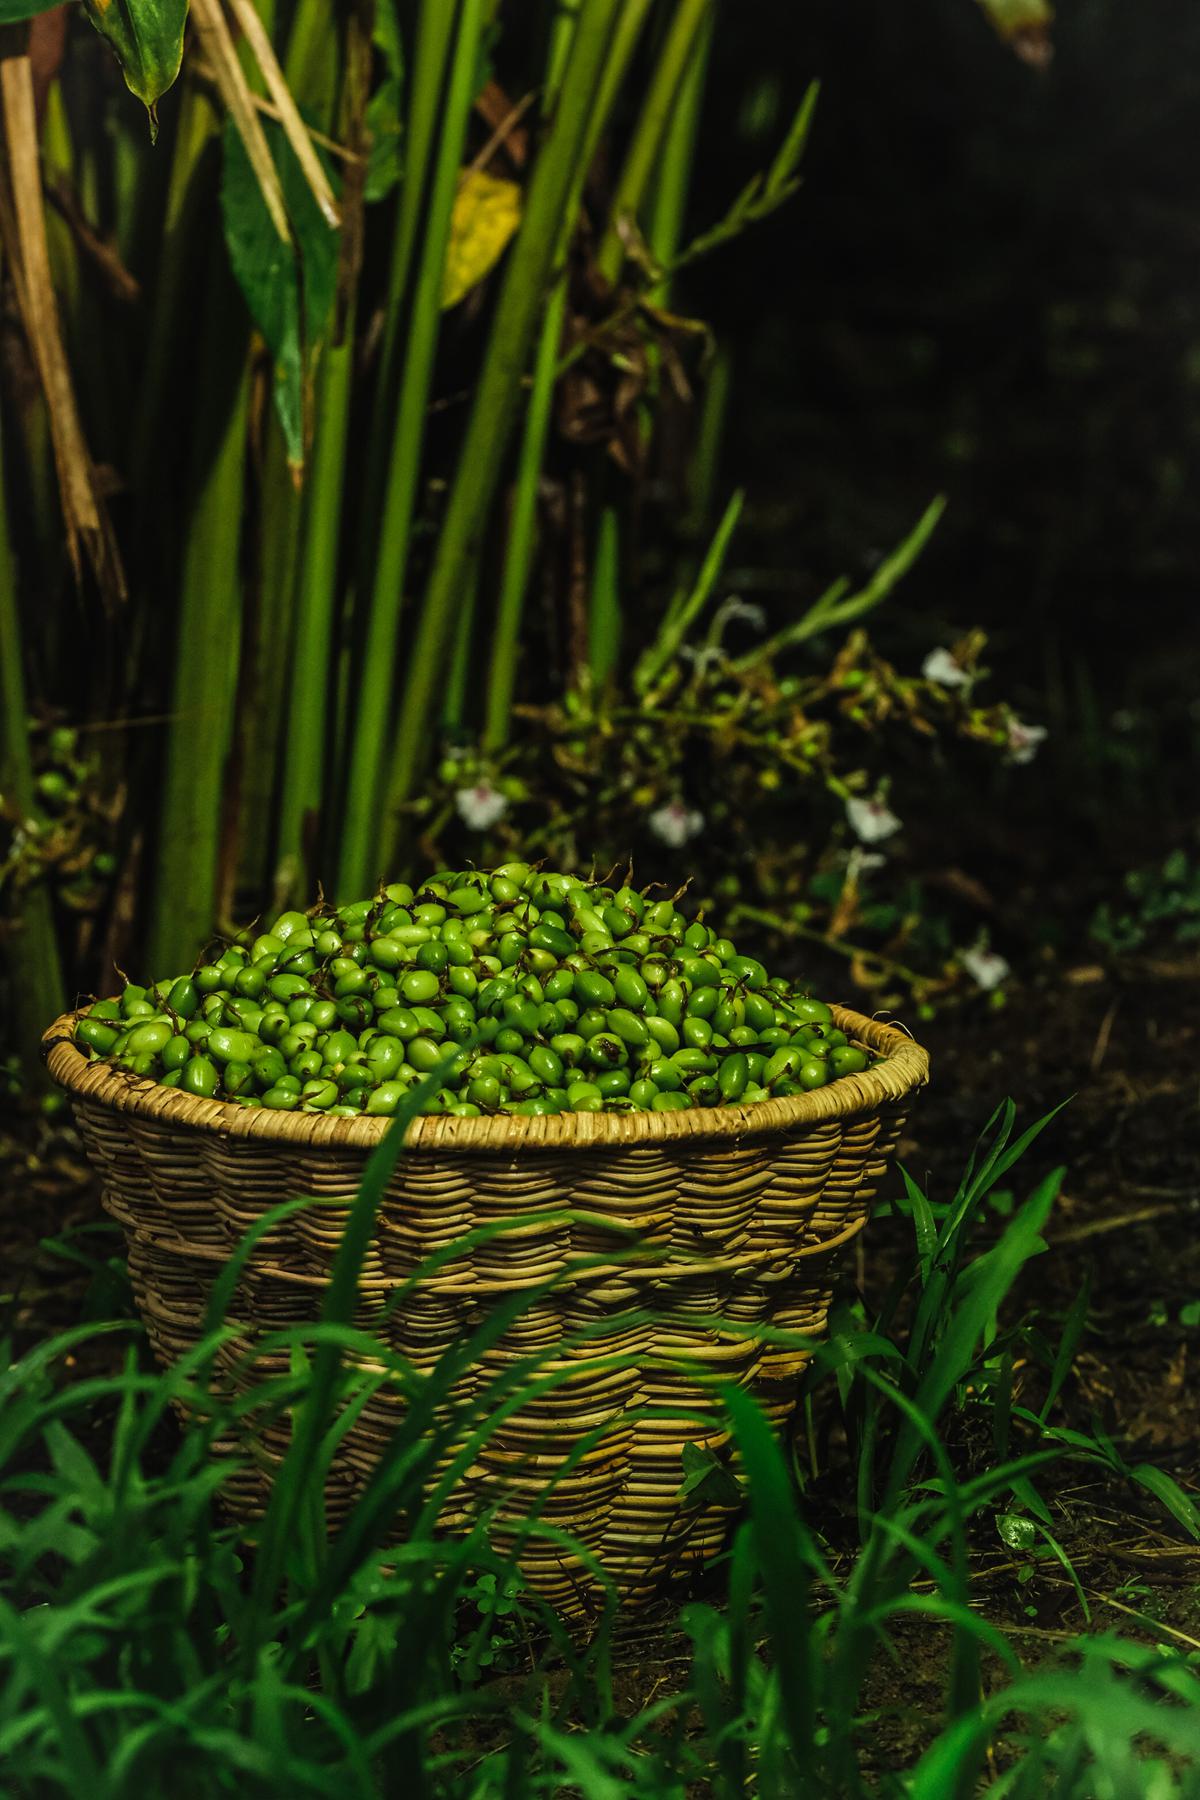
left=846, top=847, right=886, bottom=884
left=649, top=800, right=704, bottom=848
left=455, top=781, right=508, bottom=830
left=960, top=939, right=1010, bottom=992
left=922, top=647, right=972, bottom=689
left=1005, top=717, right=1048, bottom=765
left=845, top=794, right=901, bottom=845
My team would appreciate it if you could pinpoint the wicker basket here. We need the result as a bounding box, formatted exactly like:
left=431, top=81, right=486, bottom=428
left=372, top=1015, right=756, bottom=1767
left=44, top=1004, right=927, bottom=1611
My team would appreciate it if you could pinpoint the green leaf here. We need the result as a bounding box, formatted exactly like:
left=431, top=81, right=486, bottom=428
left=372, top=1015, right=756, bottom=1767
left=0, top=0, right=64, bottom=19
left=996, top=1511, right=1037, bottom=1552
left=677, top=1440, right=741, bottom=1510
left=1130, top=1464, right=1200, bottom=1542
left=365, top=77, right=404, bottom=204
left=363, top=0, right=405, bottom=202
left=81, top=0, right=190, bottom=138
left=1179, top=1301, right=1200, bottom=1329
left=220, top=113, right=339, bottom=471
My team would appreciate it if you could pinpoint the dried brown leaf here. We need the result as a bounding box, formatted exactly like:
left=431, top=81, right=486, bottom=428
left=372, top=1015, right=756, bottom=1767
left=0, top=44, right=126, bottom=607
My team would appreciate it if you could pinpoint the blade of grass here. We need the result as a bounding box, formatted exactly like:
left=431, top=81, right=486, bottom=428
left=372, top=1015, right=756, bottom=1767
left=730, top=495, right=946, bottom=672
left=247, top=1051, right=460, bottom=1630
left=886, top=1169, right=1062, bottom=1508
left=1037, top=1272, right=1090, bottom=1426
left=723, top=1383, right=818, bottom=1786
left=633, top=487, right=743, bottom=696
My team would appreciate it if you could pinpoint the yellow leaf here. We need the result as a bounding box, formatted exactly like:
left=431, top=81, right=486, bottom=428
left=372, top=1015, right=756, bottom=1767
left=441, top=169, right=522, bottom=311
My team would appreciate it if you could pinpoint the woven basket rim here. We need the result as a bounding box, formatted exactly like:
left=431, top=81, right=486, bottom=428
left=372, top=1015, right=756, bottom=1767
left=43, top=1002, right=928, bottom=1153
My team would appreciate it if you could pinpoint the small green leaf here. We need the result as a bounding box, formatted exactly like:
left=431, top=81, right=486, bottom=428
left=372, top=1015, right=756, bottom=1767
left=81, top=0, right=190, bottom=139
left=996, top=1511, right=1037, bottom=1552
left=678, top=1440, right=742, bottom=1510
left=1180, top=1301, right=1200, bottom=1329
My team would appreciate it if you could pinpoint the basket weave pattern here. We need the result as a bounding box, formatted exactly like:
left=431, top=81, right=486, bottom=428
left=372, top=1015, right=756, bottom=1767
left=45, top=1006, right=928, bottom=1610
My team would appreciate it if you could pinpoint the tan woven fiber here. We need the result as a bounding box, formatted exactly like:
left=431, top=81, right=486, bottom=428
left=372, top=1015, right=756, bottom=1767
left=45, top=1005, right=928, bottom=1613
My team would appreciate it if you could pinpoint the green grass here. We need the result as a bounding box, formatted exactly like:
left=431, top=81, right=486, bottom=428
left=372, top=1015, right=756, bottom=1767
left=4, top=1097, right=1200, bottom=1794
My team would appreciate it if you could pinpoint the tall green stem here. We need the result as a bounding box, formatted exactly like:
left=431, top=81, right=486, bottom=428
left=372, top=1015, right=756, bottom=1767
left=441, top=567, right=479, bottom=730
left=338, top=0, right=489, bottom=899
left=481, top=0, right=651, bottom=751
left=237, top=418, right=301, bottom=899
left=481, top=276, right=566, bottom=751
left=645, top=0, right=713, bottom=300
left=587, top=502, right=621, bottom=686
left=596, top=0, right=712, bottom=286
left=237, top=0, right=341, bottom=906
left=277, top=322, right=355, bottom=899
left=131, top=81, right=220, bottom=499
left=383, top=0, right=628, bottom=833
left=360, top=0, right=458, bottom=539
left=0, top=409, right=64, bottom=1072
left=377, top=0, right=458, bottom=393
left=282, top=0, right=339, bottom=117
left=687, top=342, right=731, bottom=530
left=146, top=267, right=251, bottom=974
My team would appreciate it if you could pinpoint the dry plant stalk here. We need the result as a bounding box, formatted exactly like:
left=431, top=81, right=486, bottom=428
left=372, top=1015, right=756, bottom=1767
left=224, top=0, right=341, bottom=228
left=188, top=0, right=292, bottom=244
left=0, top=40, right=125, bottom=606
